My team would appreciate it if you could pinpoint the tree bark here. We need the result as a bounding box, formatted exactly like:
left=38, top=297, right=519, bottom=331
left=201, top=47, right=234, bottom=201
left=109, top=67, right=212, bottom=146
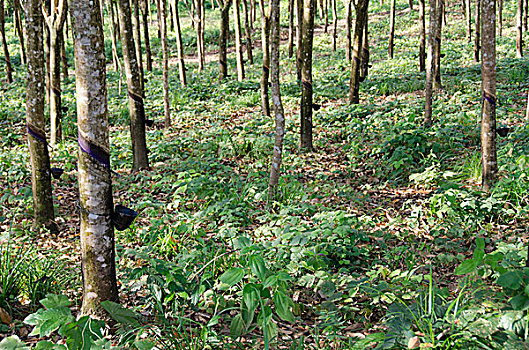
left=481, top=0, right=496, bottom=191
left=474, top=0, right=481, bottom=62
left=173, top=0, right=187, bottom=85
left=435, top=0, right=442, bottom=86
left=268, top=0, right=286, bottom=199
left=466, top=0, right=471, bottom=42
left=498, top=0, right=502, bottom=36
left=389, top=0, right=396, bottom=58
left=517, top=0, right=523, bottom=57
left=141, top=0, right=153, bottom=71
left=300, top=0, right=315, bottom=151
left=332, top=0, right=337, bottom=51
left=425, top=0, right=441, bottom=125
left=348, top=0, right=368, bottom=104
left=161, top=0, right=170, bottom=127
left=525, top=0, right=528, bottom=31
left=194, top=0, right=205, bottom=71
left=0, top=0, right=13, bottom=83
left=360, top=18, right=369, bottom=81
left=295, top=0, right=302, bottom=79
left=288, top=0, right=295, bottom=56
left=131, top=0, right=144, bottom=91
left=14, top=0, right=26, bottom=65
left=44, top=0, right=68, bottom=146
left=344, top=0, right=352, bottom=61
left=25, top=0, right=57, bottom=233
left=69, top=0, right=119, bottom=317
left=234, top=0, right=245, bottom=81
left=259, top=0, right=271, bottom=116
left=243, top=0, right=253, bottom=64
left=118, top=0, right=150, bottom=171
left=419, top=0, right=426, bottom=71
left=110, top=0, right=121, bottom=70
left=219, top=0, right=231, bottom=80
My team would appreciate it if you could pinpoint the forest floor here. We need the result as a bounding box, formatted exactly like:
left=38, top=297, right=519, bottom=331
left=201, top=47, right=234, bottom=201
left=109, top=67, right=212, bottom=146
left=2, top=0, right=529, bottom=348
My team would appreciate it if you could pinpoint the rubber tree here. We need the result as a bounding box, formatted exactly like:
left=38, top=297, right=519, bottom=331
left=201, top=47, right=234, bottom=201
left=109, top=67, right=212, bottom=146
left=141, top=0, right=153, bottom=71
left=389, top=0, right=396, bottom=58
left=288, top=0, right=295, bottom=56
left=498, top=0, right=502, bottom=36
left=481, top=0, right=497, bottom=191
left=343, top=0, right=352, bottom=61
left=331, top=0, right=337, bottom=51
left=14, top=0, right=26, bottom=65
left=259, top=0, right=271, bottom=116
left=218, top=0, right=231, bottom=80
left=242, top=0, right=253, bottom=64
left=300, top=0, right=316, bottom=151
left=161, top=0, right=171, bottom=127
left=132, top=0, right=144, bottom=90
left=295, top=0, right=302, bottom=79
left=234, top=0, right=245, bottom=81
left=43, top=0, right=68, bottom=145
left=419, top=0, right=426, bottom=71
left=0, top=0, right=12, bottom=83
left=360, top=19, right=370, bottom=82
left=118, top=0, right=150, bottom=171
left=474, top=0, right=481, bottom=62
left=25, top=0, right=57, bottom=233
left=268, top=0, right=286, bottom=198
left=424, top=0, right=441, bottom=125
left=435, top=0, right=443, bottom=86
left=194, top=0, right=205, bottom=71
left=466, top=0, right=471, bottom=41
left=110, top=0, right=121, bottom=70
left=69, top=0, right=119, bottom=317
left=517, top=0, right=523, bottom=57
left=172, top=0, right=187, bottom=85
left=348, top=0, right=369, bottom=104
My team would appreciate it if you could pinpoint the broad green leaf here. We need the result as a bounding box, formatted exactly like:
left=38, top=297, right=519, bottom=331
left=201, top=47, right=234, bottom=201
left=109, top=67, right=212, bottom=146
left=273, top=290, right=295, bottom=323
left=34, top=341, right=66, bottom=350
left=249, top=255, right=268, bottom=281
left=38, top=307, right=74, bottom=337
left=219, top=268, right=245, bottom=286
left=101, top=301, right=140, bottom=327
left=498, top=271, right=523, bottom=290
left=40, top=294, right=71, bottom=309
left=525, top=284, right=529, bottom=297
left=454, top=259, right=476, bottom=275
left=263, top=274, right=277, bottom=288
left=134, top=340, right=156, bottom=350
left=230, top=314, right=244, bottom=339
left=242, top=284, right=259, bottom=325
left=264, top=320, right=279, bottom=343
left=475, top=237, right=485, bottom=250
left=0, top=336, right=30, bottom=350
left=235, top=237, right=252, bottom=249
left=473, top=248, right=484, bottom=265
left=257, top=305, right=273, bottom=325
left=510, top=294, right=529, bottom=311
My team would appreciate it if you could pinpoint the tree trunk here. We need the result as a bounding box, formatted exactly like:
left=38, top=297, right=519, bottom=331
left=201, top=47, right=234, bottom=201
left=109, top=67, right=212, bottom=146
left=434, top=0, right=442, bottom=86
left=419, top=0, right=426, bottom=71
left=409, top=0, right=414, bottom=9
left=243, top=0, right=254, bottom=64
left=525, top=0, right=528, bottom=31
left=14, top=0, right=26, bottom=65
left=194, top=0, right=205, bottom=71
left=325, top=0, right=329, bottom=33
left=234, top=0, right=245, bottom=81
left=118, top=0, right=150, bottom=171
left=466, top=0, right=471, bottom=42
left=110, top=0, right=121, bottom=70
left=481, top=0, right=496, bottom=191
left=160, top=0, right=170, bottom=127
left=0, top=0, right=13, bottom=83
left=389, top=0, right=396, bottom=58
left=332, top=0, right=337, bottom=51
left=132, top=0, right=144, bottom=91
left=44, top=0, right=68, bottom=146
left=259, top=0, right=271, bottom=116
left=360, top=18, right=369, bottom=81
left=300, top=0, right=315, bottom=151
left=344, top=0, right=352, bottom=61
left=498, top=0, right=502, bottom=36
left=268, top=0, right=286, bottom=199
left=474, top=0, right=480, bottom=61
left=219, top=0, right=230, bottom=80
left=69, top=0, right=119, bottom=317
left=174, top=0, right=187, bottom=85
left=295, top=0, right=302, bottom=79
left=348, top=0, right=368, bottom=104
left=517, top=0, right=523, bottom=57
left=141, top=0, right=153, bottom=71
left=288, top=0, right=295, bottom=56
left=425, top=0, right=440, bottom=125
left=25, top=0, right=57, bottom=233
left=60, top=28, right=68, bottom=79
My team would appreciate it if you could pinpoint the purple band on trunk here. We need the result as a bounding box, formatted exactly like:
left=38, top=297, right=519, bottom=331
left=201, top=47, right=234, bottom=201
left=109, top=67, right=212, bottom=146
left=27, top=124, right=48, bottom=145
left=78, top=134, right=119, bottom=177
left=483, top=92, right=496, bottom=106
left=128, top=90, right=144, bottom=105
